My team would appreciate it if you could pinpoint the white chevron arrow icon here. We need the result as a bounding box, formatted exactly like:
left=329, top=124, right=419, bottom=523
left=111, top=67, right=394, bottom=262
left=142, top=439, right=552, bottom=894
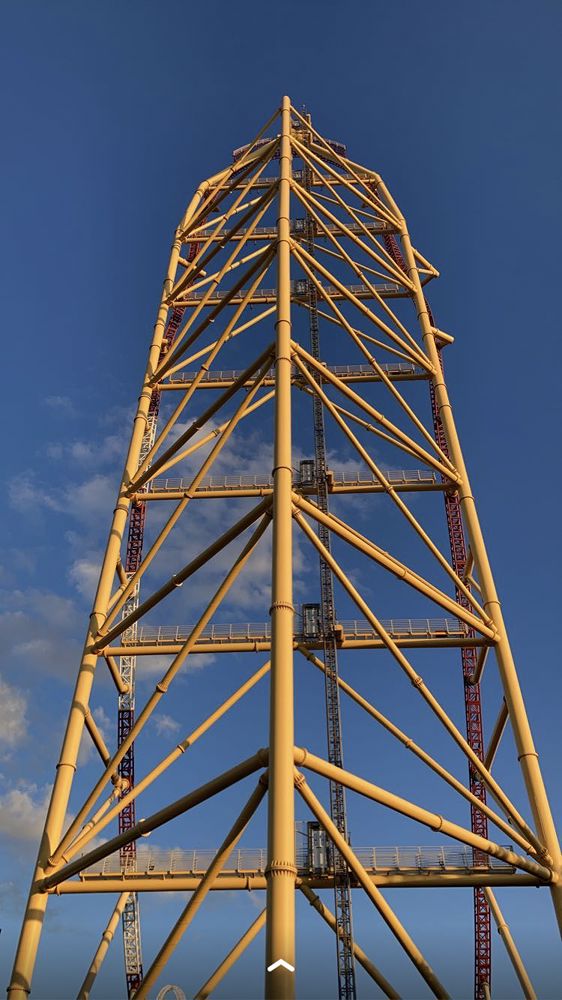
left=267, top=959, right=295, bottom=973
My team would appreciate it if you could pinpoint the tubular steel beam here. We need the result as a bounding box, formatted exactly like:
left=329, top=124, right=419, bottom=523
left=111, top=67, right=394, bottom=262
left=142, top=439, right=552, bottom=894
left=485, top=699, right=510, bottom=772
left=265, top=94, right=296, bottom=1000
left=83, top=710, right=111, bottom=767
left=385, top=183, right=562, bottom=929
left=40, top=750, right=268, bottom=891
left=299, top=885, right=399, bottom=999
left=291, top=342, right=453, bottom=480
left=103, top=635, right=489, bottom=655
left=193, top=909, right=266, bottom=1000
left=7, top=212, right=191, bottom=1000
left=129, top=340, right=275, bottom=493
left=293, top=494, right=494, bottom=637
left=11, top=101, right=560, bottom=1000
left=131, top=388, right=275, bottom=497
left=294, top=749, right=550, bottom=881
left=104, top=654, right=129, bottom=695
left=101, top=493, right=271, bottom=644
left=302, top=114, right=357, bottom=1000
left=292, top=353, right=485, bottom=617
left=136, top=479, right=449, bottom=501
left=173, top=303, right=275, bottom=370
left=55, top=873, right=544, bottom=893
left=135, top=776, right=268, bottom=999
left=168, top=172, right=278, bottom=317
left=469, top=645, right=490, bottom=686
left=292, top=262, right=450, bottom=466
left=484, top=889, right=537, bottom=999
left=52, top=512, right=271, bottom=865
left=102, top=406, right=274, bottom=637
left=64, top=663, right=271, bottom=862
left=77, top=892, right=129, bottom=999
left=158, top=366, right=428, bottom=389
left=297, top=647, right=534, bottom=858
left=295, top=770, right=450, bottom=999
left=293, top=510, right=545, bottom=854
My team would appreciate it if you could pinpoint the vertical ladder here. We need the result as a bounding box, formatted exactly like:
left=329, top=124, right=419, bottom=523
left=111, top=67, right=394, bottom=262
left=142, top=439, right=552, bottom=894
left=302, top=115, right=357, bottom=1000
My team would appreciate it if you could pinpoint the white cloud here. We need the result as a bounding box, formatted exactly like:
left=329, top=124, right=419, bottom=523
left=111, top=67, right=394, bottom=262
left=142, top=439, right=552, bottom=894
left=22, top=589, right=75, bottom=627
left=0, top=781, right=52, bottom=841
left=184, top=652, right=216, bottom=671
left=67, top=474, right=117, bottom=521
left=136, top=652, right=216, bottom=681
left=152, top=713, right=180, bottom=737
left=93, top=705, right=110, bottom=729
left=8, top=471, right=117, bottom=525
left=0, top=588, right=82, bottom=680
left=8, top=474, right=51, bottom=511
left=44, top=395, right=74, bottom=414
left=0, top=675, right=28, bottom=754
left=46, top=432, right=127, bottom=467
left=69, top=441, right=93, bottom=461
left=0, top=779, right=107, bottom=854
left=68, top=556, right=101, bottom=601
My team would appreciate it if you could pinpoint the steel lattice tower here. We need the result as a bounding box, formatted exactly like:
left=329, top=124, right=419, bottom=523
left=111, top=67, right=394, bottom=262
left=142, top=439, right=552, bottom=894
left=9, top=98, right=561, bottom=1000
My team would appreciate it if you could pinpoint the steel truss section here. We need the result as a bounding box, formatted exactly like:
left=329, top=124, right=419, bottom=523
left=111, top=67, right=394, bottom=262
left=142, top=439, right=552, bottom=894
left=301, top=115, right=356, bottom=999
left=117, top=302, right=189, bottom=996
left=381, top=230, right=492, bottom=999
left=9, top=98, right=560, bottom=1000
left=430, top=363, right=492, bottom=1000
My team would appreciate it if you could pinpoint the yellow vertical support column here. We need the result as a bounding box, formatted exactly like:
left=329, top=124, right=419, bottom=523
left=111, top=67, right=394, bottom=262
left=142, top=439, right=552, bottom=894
left=7, top=224, right=187, bottom=1000
left=265, top=94, right=296, bottom=1000
left=387, top=194, right=562, bottom=930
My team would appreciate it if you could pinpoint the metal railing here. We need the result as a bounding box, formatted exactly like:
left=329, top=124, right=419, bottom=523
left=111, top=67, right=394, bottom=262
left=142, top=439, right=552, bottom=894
left=82, top=844, right=514, bottom=877
left=335, top=618, right=468, bottom=639
left=184, top=280, right=402, bottom=303
left=145, top=468, right=439, bottom=495
left=125, top=618, right=469, bottom=647
left=235, top=170, right=376, bottom=187
left=165, top=361, right=421, bottom=385
left=333, top=468, right=438, bottom=486
left=323, top=361, right=416, bottom=377
left=292, top=280, right=402, bottom=299
left=147, top=473, right=275, bottom=493
left=185, top=219, right=392, bottom=241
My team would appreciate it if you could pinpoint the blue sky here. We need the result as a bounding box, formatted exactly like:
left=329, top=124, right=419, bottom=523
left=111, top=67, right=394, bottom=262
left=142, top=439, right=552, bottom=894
left=1, top=2, right=561, bottom=998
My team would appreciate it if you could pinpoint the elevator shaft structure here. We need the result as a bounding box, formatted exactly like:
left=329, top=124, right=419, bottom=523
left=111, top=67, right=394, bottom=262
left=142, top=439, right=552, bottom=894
left=9, top=98, right=561, bottom=1000
left=382, top=231, right=492, bottom=998
left=117, top=305, right=187, bottom=996
left=303, top=120, right=357, bottom=1000
left=430, top=353, right=492, bottom=999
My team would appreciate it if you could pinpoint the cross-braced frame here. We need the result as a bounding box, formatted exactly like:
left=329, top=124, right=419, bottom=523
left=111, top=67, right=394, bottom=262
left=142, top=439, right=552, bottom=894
left=9, top=97, right=561, bottom=1000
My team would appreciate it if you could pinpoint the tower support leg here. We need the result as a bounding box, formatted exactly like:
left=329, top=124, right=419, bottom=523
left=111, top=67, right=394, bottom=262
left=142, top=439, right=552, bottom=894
left=7, top=231, right=184, bottom=1000
left=265, top=94, right=297, bottom=1000
left=386, top=199, right=562, bottom=930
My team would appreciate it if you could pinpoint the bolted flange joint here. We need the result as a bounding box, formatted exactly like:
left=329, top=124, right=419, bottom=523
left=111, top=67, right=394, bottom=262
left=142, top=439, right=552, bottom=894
left=265, top=860, right=298, bottom=877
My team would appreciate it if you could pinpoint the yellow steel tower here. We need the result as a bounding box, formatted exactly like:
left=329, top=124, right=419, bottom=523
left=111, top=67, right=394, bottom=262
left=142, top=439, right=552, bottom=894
left=9, top=98, right=561, bottom=1000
